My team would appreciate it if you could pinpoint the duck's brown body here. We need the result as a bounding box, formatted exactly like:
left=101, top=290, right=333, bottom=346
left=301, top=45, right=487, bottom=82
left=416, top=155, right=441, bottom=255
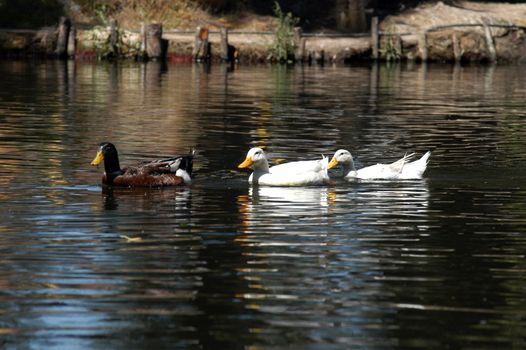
left=102, top=164, right=185, bottom=187
left=91, top=143, right=193, bottom=187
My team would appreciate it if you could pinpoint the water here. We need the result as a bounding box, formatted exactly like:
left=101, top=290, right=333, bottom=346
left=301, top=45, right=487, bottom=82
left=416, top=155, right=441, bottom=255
left=1, top=60, right=526, bottom=349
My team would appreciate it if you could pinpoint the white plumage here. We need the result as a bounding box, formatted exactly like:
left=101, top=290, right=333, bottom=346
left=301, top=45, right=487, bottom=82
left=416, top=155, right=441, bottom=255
left=328, top=149, right=431, bottom=180
left=238, top=147, right=330, bottom=186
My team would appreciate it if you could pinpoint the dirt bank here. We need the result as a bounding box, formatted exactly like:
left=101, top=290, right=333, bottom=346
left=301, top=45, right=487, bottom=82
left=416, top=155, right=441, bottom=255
left=382, top=1, right=526, bottom=62
left=1, top=1, right=526, bottom=63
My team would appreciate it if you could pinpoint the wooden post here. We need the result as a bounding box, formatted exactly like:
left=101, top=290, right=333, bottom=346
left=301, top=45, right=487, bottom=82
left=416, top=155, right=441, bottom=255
left=315, top=50, right=325, bottom=65
left=67, top=25, right=76, bottom=58
left=56, top=17, right=71, bottom=59
left=193, top=27, right=209, bottom=61
left=371, top=17, right=379, bottom=60
left=140, top=22, right=147, bottom=58
left=146, top=23, right=163, bottom=60
left=483, top=20, right=497, bottom=62
left=394, top=34, right=402, bottom=59
left=418, top=31, right=428, bottom=62
left=293, top=27, right=304, bottom=62
left=299, top=38, right=306, bottom=63
left=220, top=27, right=229, bottom=61
left=109, top=19, right=119, bottom=57
left=192, top=26, right=201, bottom=58
left=452, top=32, right=461, bottom=62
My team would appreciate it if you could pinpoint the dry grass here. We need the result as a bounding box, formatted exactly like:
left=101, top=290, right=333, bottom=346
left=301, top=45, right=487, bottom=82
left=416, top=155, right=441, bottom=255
left=117, top=0, right=207, bottom=28
left=71, top=0, right=276, bottom=31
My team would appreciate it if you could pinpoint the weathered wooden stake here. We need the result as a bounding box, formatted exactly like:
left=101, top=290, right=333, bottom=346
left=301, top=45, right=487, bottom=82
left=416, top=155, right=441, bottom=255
left=193, top=27, right=210, bottom=61
left=483, top=20, right=497, bottom=62
left=109, top=19, right=119, bottom=57
left=192, top=26, right=201, bottom=58
left=67, top=25, right=76, bottom=58
left=452, top=32, right=461, bottom=62
left=220, top=27, right=229, bottom=61
left=146, top=23, right=163, bottom=60
left=394, top=34, right=402, bottom=58
left=371, top=16, right=379, bottom=60
left=293, top=27, right=304, bottom=62
left=307, top=51, right=313, bottom=65
left=418, top=31, right=428, bottom=62
left=56, top=17, right=71, bottom=59
left=315, top=50, right=325, bottom=65
left=140, top=22, right=147, bottom=57
left=300, top=38, right=306, bottom=63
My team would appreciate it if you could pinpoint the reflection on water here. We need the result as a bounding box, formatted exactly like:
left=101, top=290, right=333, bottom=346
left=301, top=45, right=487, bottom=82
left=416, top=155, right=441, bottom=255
left=1, top=60, right=526, bottom=349
left=237, top=186, right=332, bottom=237
left=330, top=180, right=430, bottom=227
left=245, top=186, right=332, bottom=206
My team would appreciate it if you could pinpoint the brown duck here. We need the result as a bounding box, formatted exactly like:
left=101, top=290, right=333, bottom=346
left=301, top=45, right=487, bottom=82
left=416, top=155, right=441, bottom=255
left=90, top=142, right=193, bottom=187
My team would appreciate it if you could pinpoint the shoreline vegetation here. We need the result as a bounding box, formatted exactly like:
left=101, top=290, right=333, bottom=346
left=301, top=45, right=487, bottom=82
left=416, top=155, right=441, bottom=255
left=1, top=1, right=526, bottom=64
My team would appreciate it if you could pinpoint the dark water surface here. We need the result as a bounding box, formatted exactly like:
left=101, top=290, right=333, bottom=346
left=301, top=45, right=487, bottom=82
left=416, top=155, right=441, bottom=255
left=1, top=61, right=526, bottom=349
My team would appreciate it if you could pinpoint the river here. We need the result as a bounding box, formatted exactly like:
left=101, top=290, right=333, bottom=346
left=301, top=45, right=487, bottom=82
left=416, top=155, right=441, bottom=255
left=1, top=60, right=525, bottom=349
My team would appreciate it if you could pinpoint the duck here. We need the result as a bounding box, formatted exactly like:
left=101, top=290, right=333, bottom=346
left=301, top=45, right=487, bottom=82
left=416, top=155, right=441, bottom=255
left=328, top=149, right=431, bottom=180
left=90, top=142, right=194, bottom=187
left=238, top=147, right=329, bottom=186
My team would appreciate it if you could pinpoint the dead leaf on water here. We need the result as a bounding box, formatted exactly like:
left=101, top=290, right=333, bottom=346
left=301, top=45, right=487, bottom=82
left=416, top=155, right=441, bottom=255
left=0, top=327, right=20, bottom=335
left=120, top=235, right=143, bottom=243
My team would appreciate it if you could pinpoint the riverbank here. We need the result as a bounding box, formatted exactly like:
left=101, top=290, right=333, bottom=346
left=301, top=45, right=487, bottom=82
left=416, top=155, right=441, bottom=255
left=1, top=1, right=526, bottom=63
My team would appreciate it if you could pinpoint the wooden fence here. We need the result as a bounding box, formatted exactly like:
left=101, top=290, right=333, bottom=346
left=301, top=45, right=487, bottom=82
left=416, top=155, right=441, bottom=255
left=2, top=16, right=526, bottom=63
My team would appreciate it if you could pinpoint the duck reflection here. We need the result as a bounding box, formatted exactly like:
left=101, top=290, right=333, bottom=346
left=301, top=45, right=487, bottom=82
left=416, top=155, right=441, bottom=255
left=329, top=180, right=430, bottom=233
left=247, top=186, right=333, bottom=206
left=352, top=180, right=429, bottom=210
left=234, top=181, right=431, bottom=322
left=236, top=181, right=430, bottom=235
left=237, top=186, right=334, bottom=236
left=102, top=186, right=192, bottom=212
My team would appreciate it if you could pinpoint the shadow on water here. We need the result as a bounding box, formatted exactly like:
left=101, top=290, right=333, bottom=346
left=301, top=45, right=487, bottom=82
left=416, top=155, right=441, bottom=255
left=1, top=60, right=526, bottom=348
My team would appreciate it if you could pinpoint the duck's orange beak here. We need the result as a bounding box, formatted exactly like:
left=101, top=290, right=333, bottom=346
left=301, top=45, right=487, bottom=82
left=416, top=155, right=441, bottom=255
left=327, top=157, right=338, bottom=170
left=91, top=151, right=104, bottom=166
left=238, top=156, right=253, bottom=169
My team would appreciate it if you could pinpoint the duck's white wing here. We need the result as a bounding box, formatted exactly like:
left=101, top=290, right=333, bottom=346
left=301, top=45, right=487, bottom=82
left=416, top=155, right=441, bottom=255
left=347, top=152, right=430, bottom=180
left=258, top=158, right=329, bottom=186
left=270, top=159, right=325, bottom=175
left=346, top=153, right=417, bottom=180
left=351, top=163, right=397, bottom=179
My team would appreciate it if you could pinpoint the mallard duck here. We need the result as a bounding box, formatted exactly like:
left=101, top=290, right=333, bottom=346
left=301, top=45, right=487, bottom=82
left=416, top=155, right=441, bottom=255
left=328, top=149, right=431, bottom=180
left=238, top=147, right=329, bottom=186
left=90, top=142, right=193, bottom=187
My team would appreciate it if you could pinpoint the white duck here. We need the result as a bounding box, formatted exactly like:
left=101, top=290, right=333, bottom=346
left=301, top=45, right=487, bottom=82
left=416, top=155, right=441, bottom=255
left=328, top=149, right=431, bottom=180
left=238, top=147, right=330, bottom=186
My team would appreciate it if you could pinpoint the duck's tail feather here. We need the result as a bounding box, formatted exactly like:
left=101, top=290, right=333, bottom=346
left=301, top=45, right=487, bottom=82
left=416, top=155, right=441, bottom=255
left=420, top=151, right=431, bottom=165
left=410, top=151, right=431, bottom=177
left=154, top=149, right=196, bottom=176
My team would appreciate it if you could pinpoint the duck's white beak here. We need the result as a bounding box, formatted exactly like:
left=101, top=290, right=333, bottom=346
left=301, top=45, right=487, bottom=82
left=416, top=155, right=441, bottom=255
left=327, top=157, right=338, bottom=170
left=238, top=156, right=254, bottom=169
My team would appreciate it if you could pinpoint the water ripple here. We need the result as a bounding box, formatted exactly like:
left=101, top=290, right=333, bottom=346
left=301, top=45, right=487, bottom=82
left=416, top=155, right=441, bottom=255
left=1, top=61, right=526, bottom=349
